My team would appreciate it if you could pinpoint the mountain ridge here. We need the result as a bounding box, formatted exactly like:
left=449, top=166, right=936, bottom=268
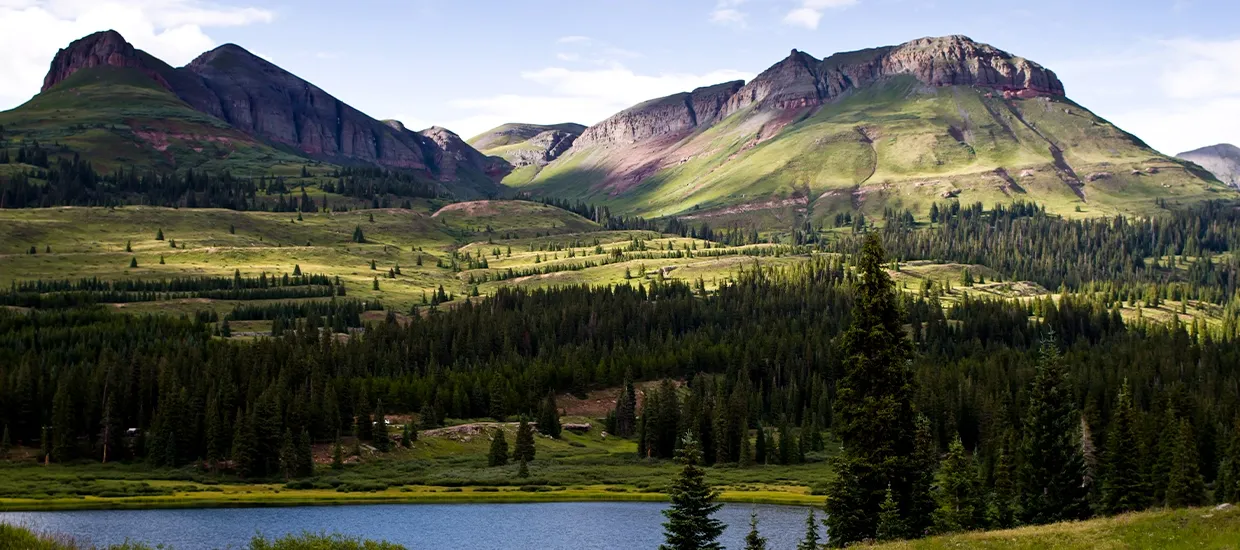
left=1177, top=144, right=1240, bottom=188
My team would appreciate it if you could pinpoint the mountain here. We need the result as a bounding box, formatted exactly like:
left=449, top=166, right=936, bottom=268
left=468, top=123, right=586, bottom=184
left=512, top=35, right=1232, bottom=224
left=1177, top=144, right=1240, bottom=188
left=4, top=30, right=508, bottom=197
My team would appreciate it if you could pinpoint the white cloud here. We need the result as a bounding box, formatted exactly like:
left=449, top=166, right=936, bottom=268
left=710, top=0, right=748, bottom=27
left=555, top=52, right=580, bottom=62
left=1053, top=37, right=1240, bottom=155
left=782, top=0, right=858, bottom=29
left=439, top=65, right=755, bottom=138
left=0, top=0, right=274, bottom=110
left=556, top=35, right=589, bottom=44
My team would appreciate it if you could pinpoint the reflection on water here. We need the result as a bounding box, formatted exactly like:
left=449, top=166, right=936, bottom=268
left=0, top=501, right=817, bottom=550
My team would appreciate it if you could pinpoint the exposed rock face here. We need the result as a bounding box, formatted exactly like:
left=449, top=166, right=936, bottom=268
left=42, top=30, right=172, bottom=92
left=1178, top=144, right=1240, bottom=188
left=177, top=44, right=433, bottom=170
left=575, top=81, right=744, bottom=148
left=570, top=36, right=1062, bottom=152
left=722, top=35, right=1064, bottom=117
left=468, top=123, right=585, bottom=168
left=418, top=126, right=512, bottom=181
left=39, top=30, right=509, bottom=188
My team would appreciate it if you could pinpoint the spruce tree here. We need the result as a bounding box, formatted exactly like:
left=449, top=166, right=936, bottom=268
left=1218, top=416, right=1240, bottom=504
left=739, top=429, right=754, bottom=468
left=1101, top=381, right=1149, bottom=514
left=514, top=418, right=536, bottom=462
left=401, top=423, right=412, bottom=448
left=0, top=425, right=10, bottom=459
left=156, top=228, right=164, bottom=240
left=517, top=457, right=530, bottom=478
left=660, top=435, right=724, bottom=550
left=488, top=428, right=509, bottom=467
left=331, top=433, right=344, bottom=470
left=232, top=411, right=258, bottom=478
left=796, top=509, right=821, bottom=550
left=538, top=393, right=562, bottom=439
left=129, top=257, right=138, bottom=268
left=876, top=485, right=906, bottom=541
left=297, top=429, right=314, bottom=477
left=933, top=436, right=980, bottom=534
left=743, top=511, right=767, bottom=550
left=986, top=434, right=1017, bottom=529
left=1165, top=418, right=1206, bottom=508
left=279, top=429, right=298, bottom=479
left=1018, top=336, right=1090, bottom=524
left=51, top=381, right=75, bottom=462
left=754, top=425, right=767, bottom=465
left=614, top=374, right=638, bottom=437
left=825, top=234, right=932, bottom=545
left=373, top=403, right=390, bottom=452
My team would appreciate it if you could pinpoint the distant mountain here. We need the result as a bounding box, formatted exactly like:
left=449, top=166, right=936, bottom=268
left=1177, top=144, right=1240, bottom=188
left=468, top=123, right=585, bottom=184
left=512, top=35, right=1232, bottom=224
left=3, top=30, right=509, bottom=197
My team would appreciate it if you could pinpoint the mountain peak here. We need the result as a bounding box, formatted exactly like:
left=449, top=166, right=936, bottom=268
left=41, top=29, right=169, bottom=93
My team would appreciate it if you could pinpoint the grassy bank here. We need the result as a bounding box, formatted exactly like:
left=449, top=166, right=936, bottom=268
left=861, top=504, right=1240, bottom=550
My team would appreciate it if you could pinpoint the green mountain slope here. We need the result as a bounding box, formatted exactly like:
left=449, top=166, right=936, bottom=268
left=467, top=123, right=586, bottom=186
left=0, top=65, right=302, bottom=173
left=513, top=40, right=1232, bottom=226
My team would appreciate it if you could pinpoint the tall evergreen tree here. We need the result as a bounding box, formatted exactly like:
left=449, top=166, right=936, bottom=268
left=754, top=425, right=767, bottom=465
left=373, top=403, right=390, bottom=452
left=876, top=485, right=906, bottom=542
left=232, top=411, right=258, bottom=478
left=660, top=435, right=724, bottom=550
left=825, top=234, right=933, bottom=545
left=1218, top=417, right=1240, bottom=504
left=514, top=418, right=536, bottom=462
left=796, top=509, right=821, bottom=550
left=51, top=381, right=75, bottom=462
left=538, top=393, right=562, bottom=439
left=613, top=375, right=638, bottom=437
left=986, top=434, right=1017, bottom=529
left=1101, top=381, right=1149, bottom=514
left=331, top=433, right=344, bottom=470
left=1018, top=336, right=1090, bottom=524
left=1165, top=418, right=1206, bottom=508
left=488, top=428, right=509, bottom=467
left=743, top=511, right=767, bottom=550
left=933, top=436, right=980, bottom=533
left=296, top=429, right=314, bottom=477
left=279, top=429, right=298, bottom=479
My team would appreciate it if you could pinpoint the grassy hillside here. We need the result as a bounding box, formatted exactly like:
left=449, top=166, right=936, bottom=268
left=0, top=65, right=305, bottom=174
left=861, top=504, right=1240, bottom=549
left=517, top=78, right=1233, bottom=225
left=467, top=122, right=586, bottom=151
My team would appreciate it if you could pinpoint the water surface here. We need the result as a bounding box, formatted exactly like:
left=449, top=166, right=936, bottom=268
left=1, top=501, right=816, bottom=549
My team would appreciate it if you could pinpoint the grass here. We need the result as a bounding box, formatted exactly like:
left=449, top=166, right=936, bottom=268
left=0, top=419, right=829, bottom=512
left=0, top=524, right=405, bottom=549
left=860, top=504, right=1240, bottom=549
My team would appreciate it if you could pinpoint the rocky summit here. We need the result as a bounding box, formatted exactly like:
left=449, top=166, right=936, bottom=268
left=22, top=30, right=509, bottom=194
left=1177, top=144, right=1240, bottom=188
left=511, top=35, right=1225, bottom=224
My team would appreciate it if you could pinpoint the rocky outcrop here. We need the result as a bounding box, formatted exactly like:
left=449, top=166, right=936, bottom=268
left=39, top=30, right=509, bottom=188
left=468, top=123, right=585, bottom=167
left=1178, top=144, right=1240, bottom=188
left=722, top=35, right=1063, bottom=117
left=418, top=126, right=512, bottom=182
left=570, top=36, right=1062, bottom=152
left=41, top=30, right=172, bottom=92
left=575, top=80, right=744, bottom=148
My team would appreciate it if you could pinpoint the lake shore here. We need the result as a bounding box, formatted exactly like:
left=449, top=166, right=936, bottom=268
left=0, top=484, right=825, bottom=512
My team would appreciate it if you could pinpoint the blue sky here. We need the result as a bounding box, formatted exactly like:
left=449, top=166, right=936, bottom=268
left=1, top=0, right=1237, bottom=154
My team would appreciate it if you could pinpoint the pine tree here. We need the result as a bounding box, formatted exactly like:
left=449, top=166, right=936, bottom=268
left=1018, top=335, right=1090, bottom=525
left=125, top=240, right=132, bottom=252
left=129, top=257, right=138, bottom=268
left=0, top=425, right=9, bottom=459
left=739, top=429, right=754, bottom=468
left=1101, top=381, right=1149, bottom=514
left=517, top=457, right=530, bottom=478
left=373, top=278, right=380, bottom=291
left=1165, top=418, right=1206, bottom=508
left=825, top=234, right=932, bottom=545
left=876, top=485, right=906, bottom=542
left=232, top=411, right=258, bottom=478
left=986, top=434, right=1017, bottom=529
left=419, top=403, right=439, bottom=430
left=796, top=509, right=821, bottom=550
left=279, top=429, right=298, bottom=479
left=514, top=418, right=536, bottom=462
left=51, top=381, right=74, bottom=462
left=754, top=425, right=767, bottom=465
left=373, top=403, right=390, bottom=452
left=331, top=433, right=344, bottom=470
left=743, top=511, right=767, bottom=550
left=488, top=428, right=509, bottom=467
left=401, top=423, right=412, bottom=448
left=159, top=255, right=165, bottom=265
left=297, top=429, right=314, bottom=477
left=156, top=228, right=164, bottom=240
left=538, top=393, right=562, bottom=439
left=660, top=435, right=724, bottom=550
left=614, top=375, right=638, bottom=437
left=1218, top=416, right=1240, bottom=504
left=933, top=436, right=980, bottom=534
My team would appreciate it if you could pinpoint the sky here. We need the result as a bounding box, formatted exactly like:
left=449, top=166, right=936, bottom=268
left=0, top=0, right=1237, bottom=155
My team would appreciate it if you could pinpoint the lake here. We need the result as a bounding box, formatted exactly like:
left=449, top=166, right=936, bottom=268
left=0, top=502, right=818, bottom=549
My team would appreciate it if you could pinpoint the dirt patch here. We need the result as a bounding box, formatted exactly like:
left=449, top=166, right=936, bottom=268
left=556, top=381, right=674, bottom=418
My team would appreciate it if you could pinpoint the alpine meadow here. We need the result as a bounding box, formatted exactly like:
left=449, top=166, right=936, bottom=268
left=2, top=2, right=1240, bottom=549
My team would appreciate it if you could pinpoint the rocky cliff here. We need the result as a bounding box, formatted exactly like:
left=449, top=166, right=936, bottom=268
left=1178, top=144, right=1240, bottom=188
left=575, top=81, right=744, bottom=148
left=38, top=30, right=509, bottom=188
left=569, top=35, right=1063, bottom=151
left=468, top=123, right=586, bottom=168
